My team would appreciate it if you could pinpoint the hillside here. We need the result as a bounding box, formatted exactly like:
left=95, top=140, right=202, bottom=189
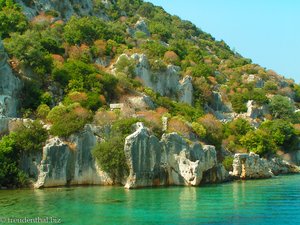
left=0, top=0, right=299, bottom=188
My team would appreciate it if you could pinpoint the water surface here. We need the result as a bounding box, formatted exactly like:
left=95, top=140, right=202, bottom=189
left=0, top=175, right=300, bottom=224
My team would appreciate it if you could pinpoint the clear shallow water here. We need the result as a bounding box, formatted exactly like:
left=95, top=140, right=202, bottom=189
left=0, top=175, right=300, bottom=225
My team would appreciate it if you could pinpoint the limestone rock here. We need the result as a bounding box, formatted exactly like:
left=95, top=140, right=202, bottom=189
left=268, top=157, right=299, bottom=175
left=201, top=163, right=230, bottom=184
left=246, top=100, right=269, bottom=119
left=231, top=152, right=273, bottom=179
left=127, top=94, right=155, bottom=110
left=124, top=123, right=217, bottom=189
left=0, top=39, right=21, bottom=118
left=16, top=0, right=94, bottom=19
left=134, top=19, right=150, bottom=36
left=34, top=125, right=113, bottom=188
left=129, top=53, right=193, bottom=105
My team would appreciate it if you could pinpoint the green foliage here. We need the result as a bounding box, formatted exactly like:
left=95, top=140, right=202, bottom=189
left=198, top=114, right=223, bottom=150
left=240, top=129, right=277, bottom=156
left=188, top=63, right=213, bottom=78
left=92, top=117, right=141, bottom=182
left=19, top=80, right=43, bottom=111
left=141, top=40, right=167, bottom=58
left=47, top=103, right=92, bottom=137
left=13, top=120, right=48, bottom=153
left=0, top=120, right=47, bottom=187
left=115, top=55, right=136, bottom=78
left=5, top=31, right=53, bottom=76
left=230, top=93, right=248, bottom=113
left=191, top=122, right=206, bottom=138
left=260, top=119, right=296, bottom=147
left=64, top=16, right=125, bottom=45
left=92, top=135, right=128, bottom=183
left=269, top=95, right=295, bottom=120
left=0, top=1, right=28, bottom=38
left=36, top=104, right=50, bottom=119
left=224, top=118, right=253, bottom=138
left=222, top=156, right=234, bottom=171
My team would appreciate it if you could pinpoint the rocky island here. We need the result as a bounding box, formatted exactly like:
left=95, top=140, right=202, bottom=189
left=0, top=0, right=299, bottom=190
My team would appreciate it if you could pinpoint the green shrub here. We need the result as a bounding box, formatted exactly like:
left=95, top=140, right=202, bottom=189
left=222, top=156, right=234, bottom=171
left=240, top=130, right=277, bottom=156
left=191, top=122, right=206, bottom=139
left=0, top=2, right=28, bottom=38
left=47, top=104, right=92, bottom=137
left=269, top=95, right=295, bottom=120
left=36, top=104, right=50, bottom=119
left=92, top=135, right=129, bottom=183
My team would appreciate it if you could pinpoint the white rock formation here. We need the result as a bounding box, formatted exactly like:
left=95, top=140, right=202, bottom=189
left=231, top=152, right=273, bottom=179
left=15, top=0, right=94, bottom=19
left=34, top=125, right=113, bottom=188
left=129, top=53, right=194, bottom=105
left=124, top=123, right=217, bottom=189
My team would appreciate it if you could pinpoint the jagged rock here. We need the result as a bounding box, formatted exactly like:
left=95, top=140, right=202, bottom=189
left=268, top=157, right=299, bottom=175
left=278, top=149, right=300, bottom=166
left=246, top=100, right=269, bottom=119
left=201, top=163, right=230, bottom=184
left=127, top=94, right=155, bottom=110
left=34, top=125, right=113, bottom=188
left=231, top=152, right=273, bottom=179
left=0, top=40, right=21, bottom=118
left=178, top=76, right=193, bottom=105
left=129, top=53, right=193, bottom=105
left=124, top=123, right=217, bottom=188
left=16, top=0, right=94, bottom=19
left=134, top=19, right=150, bottom=36
left=211, top=91, right=232, bottom=113
left=246, top=74, right=264, bottom=88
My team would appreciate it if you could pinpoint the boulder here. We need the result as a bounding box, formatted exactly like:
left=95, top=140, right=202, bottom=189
left=231, top=152, right=273, bottom=179
left=134, top=19, right=150, bottom=36
left=201, top=163, right=230, bottom=184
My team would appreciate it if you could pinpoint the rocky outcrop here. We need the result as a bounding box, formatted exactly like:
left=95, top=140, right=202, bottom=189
left=0, top=40, right=21, bottom=118
left=0, top=39, right=21, bottom=134
left=231, top=153, right=273, bottom=179
left=246, top=100, right=269, bottom=119
left=231, top=152, right=299, bottom=180
left=278, top=150, right=300, bottom=166
left=124, top=123, right=217, bottom=189
left=130, top=53, right=193, bottom=105
left=16, top=0, right=94, bottom=19
left=34, top=125, right=112, bottom=188
left=201, top=163, right=230, bottom=184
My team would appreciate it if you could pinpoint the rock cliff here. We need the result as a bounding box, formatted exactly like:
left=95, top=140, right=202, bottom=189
left=124, top=123, right=217, bottom=188
left=130, top=53, right=193, bottom=105
left=15, top=0, right=94, bottom=19
left=0, top=39, right=21, bottom=133
left=34, top=125, right=112, bottom=188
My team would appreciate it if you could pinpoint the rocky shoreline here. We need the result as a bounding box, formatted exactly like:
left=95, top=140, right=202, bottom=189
left=1, top=123, right=297, bottom=190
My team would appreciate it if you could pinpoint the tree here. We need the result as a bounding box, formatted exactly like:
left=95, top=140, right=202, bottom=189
left=240, top=130, right=277, bottom=156
left=269, top=95, right=295, bottom=120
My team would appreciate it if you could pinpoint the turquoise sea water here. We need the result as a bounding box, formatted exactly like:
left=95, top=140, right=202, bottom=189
left=0, top=175, right=300, bottom=225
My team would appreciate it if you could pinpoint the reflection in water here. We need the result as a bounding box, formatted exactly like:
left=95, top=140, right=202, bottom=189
left=0, top=175, right=299, bottom=225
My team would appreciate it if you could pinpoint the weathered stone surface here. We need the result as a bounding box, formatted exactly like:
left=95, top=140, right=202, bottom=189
left=34, top=125, right=112, bottom=188
left=201, top=163, right=230, bottom=184
left=0, top=40, right=21, bottom=118
left=16, top=0, right=94, bottom=19
left=231, top=152, right=273, bottom=179
left=134, top=19, right=150, bottom=36
left=268, top=157, right=299, bottom=175
left=129, top=54, right=193, bottom=105
left=246, top=100, right=269, bottom=119
left=124, top=123, right=217, bottom=189
left=127, top=94, right=155, bottom=110
left=278, top=150, right=300, bottom=166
